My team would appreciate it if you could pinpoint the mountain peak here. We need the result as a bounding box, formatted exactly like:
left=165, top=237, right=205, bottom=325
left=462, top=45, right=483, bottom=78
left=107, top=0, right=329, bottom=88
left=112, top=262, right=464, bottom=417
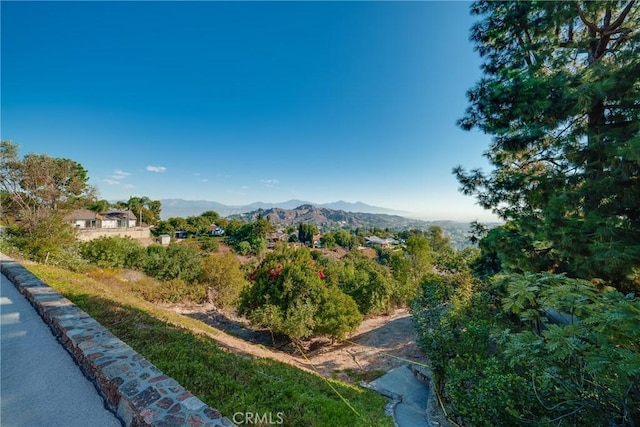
left=159, top=199, right=411, bottom=219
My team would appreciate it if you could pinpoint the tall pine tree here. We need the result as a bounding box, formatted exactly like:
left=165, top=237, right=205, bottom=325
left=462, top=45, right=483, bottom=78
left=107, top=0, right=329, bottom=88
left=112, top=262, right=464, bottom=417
left=456, top=1, right=640, bottom=290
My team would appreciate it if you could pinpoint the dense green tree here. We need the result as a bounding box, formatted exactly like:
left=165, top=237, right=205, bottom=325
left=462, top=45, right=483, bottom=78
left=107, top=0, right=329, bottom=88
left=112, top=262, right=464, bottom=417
left=405, top=235, right=433, bottom=284
left=200, top=210, right=227, bottom=228
left=168, top=217, right=189, bottom=233
left=426, top=226, right=451, bottom=254
left=186, top=215, right=212, bottom=235
left=225, top=217, right=271, bottom=255
left=153, top=220, right=176, bottom=238
left=315, top=285, right=362, bottom=341
left=319, top=233, right=336, bottom=249
left=0, top=141, right=94, bottom=264
left=333, top=229, right=355, bottom=249
left=454, top=1, right=640, bottom=290
left=338, top=253, right=397, bottom=315
left=1, top=140, right=94, bottom=222
left=87, top=199, right=112, bottom=213
left=127, top=196, right=161, bottom=226
left=397, top=228, right=424, bottom=240
left=238, top=246, right=361, bottom=341
left=297, top=222, right=318, bottom=246
left=499, top=273, right=640, bottom=425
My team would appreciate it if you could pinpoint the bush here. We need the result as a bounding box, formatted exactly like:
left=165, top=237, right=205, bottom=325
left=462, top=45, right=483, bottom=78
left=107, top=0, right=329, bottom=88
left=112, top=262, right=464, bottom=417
left=197, top=236, right=219, bottom=253
left=315, top=285, right=362, bottom=340
left=236, top=241, right=251, bottom=256
left=445, top=357, right=533, bottom=426
left=199, top=252, right=247, bottom=308
left=8, top=216, right=82, bottom=269
left=239, top=246, right=362, bottom=341
left=80, top=236, right=144, bottom=269
left=143, top=243, right=202, bottom=283
left=337, top=254, right=396, bottom=315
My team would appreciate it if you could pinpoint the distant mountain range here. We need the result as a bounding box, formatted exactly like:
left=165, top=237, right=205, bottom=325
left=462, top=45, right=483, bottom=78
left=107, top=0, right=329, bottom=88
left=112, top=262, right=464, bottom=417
left=159, top=199, right=484, bottom=249
left=159, top=199, right=413, bottom=220
left=229, top=204, right=436, bottom=231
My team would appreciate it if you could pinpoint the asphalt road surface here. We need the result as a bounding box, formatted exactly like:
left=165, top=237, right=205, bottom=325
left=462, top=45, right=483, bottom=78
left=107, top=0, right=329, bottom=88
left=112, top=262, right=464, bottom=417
left=1, top=273, right=122, bottom=427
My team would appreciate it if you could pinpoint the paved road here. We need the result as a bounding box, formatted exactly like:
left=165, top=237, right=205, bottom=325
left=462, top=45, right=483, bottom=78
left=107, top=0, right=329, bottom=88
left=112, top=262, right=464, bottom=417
left=1, top=273, right=122, bottom=427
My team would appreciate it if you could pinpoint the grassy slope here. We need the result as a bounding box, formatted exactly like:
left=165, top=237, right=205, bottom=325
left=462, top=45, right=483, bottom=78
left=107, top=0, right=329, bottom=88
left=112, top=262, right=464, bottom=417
left=25, top=264, right=394, bottom=427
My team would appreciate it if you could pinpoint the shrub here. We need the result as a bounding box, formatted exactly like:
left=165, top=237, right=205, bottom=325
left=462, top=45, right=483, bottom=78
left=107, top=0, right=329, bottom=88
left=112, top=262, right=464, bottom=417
left=199, top=252, right=247, bottom=308
left=129, top=274, right=208, bottom=304
left=236, top=241, right=251, bottom=256
left=143, top=243, right=202, bottom=283
left=315, top=285, right=362, bottom=341
left=80, top=236, right=144, bottom=269
left=338, top=254, right=396, bottom=315
left=239, top=246, right=362, bottom=341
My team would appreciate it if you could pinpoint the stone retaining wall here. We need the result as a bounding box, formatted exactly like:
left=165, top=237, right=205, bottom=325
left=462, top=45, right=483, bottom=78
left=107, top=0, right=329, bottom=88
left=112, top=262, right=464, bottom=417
left=0, top=256, right=234, bottom=427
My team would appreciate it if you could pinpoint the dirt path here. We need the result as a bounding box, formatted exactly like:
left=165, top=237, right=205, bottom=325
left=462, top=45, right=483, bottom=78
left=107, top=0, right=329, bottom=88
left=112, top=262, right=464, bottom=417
left=307, top=308, right=429, bottom=382
left=170, top=304, right=428, bottom=383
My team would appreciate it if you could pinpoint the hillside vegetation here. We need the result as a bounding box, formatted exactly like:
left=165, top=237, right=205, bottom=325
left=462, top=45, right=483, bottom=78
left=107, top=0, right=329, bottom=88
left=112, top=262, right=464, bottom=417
left=22, top=262, right=394, bottom=427
left=230, top=204, right=482, bottom=250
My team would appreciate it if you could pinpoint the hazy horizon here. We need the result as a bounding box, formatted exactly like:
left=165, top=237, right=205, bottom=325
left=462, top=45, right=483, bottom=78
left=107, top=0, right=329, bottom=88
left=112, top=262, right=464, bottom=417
left=155, top=197, right=500, bottom=223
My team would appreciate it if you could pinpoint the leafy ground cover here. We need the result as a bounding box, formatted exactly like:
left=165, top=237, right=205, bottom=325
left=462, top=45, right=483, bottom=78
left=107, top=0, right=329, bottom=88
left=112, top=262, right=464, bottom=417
left=25, top=264, right=394, bottom=427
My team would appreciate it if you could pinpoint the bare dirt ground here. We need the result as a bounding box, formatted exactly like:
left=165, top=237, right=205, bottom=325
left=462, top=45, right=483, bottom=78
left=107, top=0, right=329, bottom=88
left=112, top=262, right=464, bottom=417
left=170, top=304, right=429, bottom=383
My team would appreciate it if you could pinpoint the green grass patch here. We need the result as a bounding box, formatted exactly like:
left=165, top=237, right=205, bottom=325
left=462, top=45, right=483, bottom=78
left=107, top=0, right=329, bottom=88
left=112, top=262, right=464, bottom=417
left=341, top=368, right=387, bottom=384
left=25, top=264, right=393, bottom=427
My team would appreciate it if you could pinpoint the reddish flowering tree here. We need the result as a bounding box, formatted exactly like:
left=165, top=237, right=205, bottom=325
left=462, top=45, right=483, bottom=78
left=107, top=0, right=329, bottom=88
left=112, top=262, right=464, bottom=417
left=238, top=245, right=361, bottom=341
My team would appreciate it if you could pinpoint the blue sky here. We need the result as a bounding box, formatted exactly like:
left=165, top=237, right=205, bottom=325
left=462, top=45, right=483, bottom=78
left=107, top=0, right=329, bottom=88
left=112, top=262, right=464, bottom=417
left=2, top=1, right=496, bottom=221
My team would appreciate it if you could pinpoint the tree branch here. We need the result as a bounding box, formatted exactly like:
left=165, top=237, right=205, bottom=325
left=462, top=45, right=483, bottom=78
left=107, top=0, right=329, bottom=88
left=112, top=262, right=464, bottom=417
left=605, top=0, right=636, bottom=33
left=576, top=4, right=599, bottom=33
left=603, top=7, right=612, bottom=28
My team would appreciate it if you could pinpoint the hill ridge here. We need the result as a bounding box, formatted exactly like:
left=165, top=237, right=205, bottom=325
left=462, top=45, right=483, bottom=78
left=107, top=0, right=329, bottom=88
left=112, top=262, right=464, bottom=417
left=159, top=198, right=412, bottom=219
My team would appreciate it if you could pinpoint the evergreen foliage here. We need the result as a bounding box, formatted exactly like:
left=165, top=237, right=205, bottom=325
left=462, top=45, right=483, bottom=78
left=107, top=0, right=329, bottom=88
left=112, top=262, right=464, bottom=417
left=297, top=222, right=318, bottom=246
left=411, top=3, right=640, bottom=425
left=454, top=1, right=640, bottom=290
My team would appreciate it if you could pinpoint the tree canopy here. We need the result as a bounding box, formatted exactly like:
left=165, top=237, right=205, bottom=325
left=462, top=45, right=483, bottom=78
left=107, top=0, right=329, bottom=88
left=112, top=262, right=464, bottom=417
left=415, top=2, right=640, bottom=425
left=455, top=1, right=640, bottom=290
left=1, top=140, right=94, bottom=223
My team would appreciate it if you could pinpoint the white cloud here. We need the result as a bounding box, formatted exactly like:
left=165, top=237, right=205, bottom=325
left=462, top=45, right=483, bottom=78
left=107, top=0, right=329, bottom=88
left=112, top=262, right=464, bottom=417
left=122, top=184, right=136, bottom=189
left=200, top=179, right=209, bottom=182
left=260, top=178, right=280, bottom=185
left=111, top=169, right=131, bottom=180
left=146, top=165, right=167, bottom=173
left=104, top=179, right=119, bottom=185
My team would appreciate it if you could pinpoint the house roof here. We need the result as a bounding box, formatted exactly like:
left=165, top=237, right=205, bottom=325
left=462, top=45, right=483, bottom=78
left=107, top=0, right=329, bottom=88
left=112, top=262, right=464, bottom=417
left=365, top=236, right=399, bottom=245
left=64, top=209, right=99, bottom=221
left=102, top=210, right=137, bottom=220
left=65, top=209, right=137, bottom=221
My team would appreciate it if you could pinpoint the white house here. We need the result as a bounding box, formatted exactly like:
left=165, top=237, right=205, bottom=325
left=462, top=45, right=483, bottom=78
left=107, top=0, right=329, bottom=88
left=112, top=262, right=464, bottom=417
left=65, top=209, right=137, bottom=229
left=365, top=236, right=400, bottom=247
left=64, top=209, right=148, bottom=242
